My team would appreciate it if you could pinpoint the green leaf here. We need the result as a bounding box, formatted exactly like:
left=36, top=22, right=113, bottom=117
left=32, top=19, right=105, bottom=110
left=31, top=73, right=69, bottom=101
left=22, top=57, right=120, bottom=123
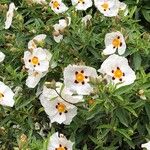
left=114, top=84, right=134, bottom=95
left=124, top=106, right=138, bottom=117
left=133, top=53, right=142, bottom=70
left=83, top=144, right=88, bottom=150
left=145, top=103, right=150, bottom=121
left=116, top=129, right=132, bottom=140
left=142, top=9, right=150, bottom=22
left=115, top=108, right=129, bottom=127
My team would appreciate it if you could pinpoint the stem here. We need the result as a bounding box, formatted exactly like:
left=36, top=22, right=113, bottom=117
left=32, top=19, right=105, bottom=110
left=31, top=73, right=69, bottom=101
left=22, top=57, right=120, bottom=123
left=54, top=89, right=74, bottom=105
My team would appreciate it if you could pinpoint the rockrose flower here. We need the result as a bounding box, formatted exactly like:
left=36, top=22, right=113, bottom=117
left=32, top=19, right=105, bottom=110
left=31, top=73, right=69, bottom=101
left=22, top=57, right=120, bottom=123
left=23, top=47, right=52, bottom=72
left=48, top=132, right=73, bottom=150
left=40, top=96, right=77, bottom=125
left=103, top=31, right=126, bottom=55
left=64, top=65, right=98, bottom=95
left=49, top=0, right=68, bottom=14
left=71, top=0, right=92, bottom=10
left=0, top=81, right=15, bottom=107
left=98, top=54, right=136, bottom=88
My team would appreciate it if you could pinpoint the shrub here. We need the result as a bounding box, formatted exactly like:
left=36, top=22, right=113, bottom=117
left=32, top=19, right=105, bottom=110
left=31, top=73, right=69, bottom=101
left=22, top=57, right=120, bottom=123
left=0, top=0, right=150, bottom=150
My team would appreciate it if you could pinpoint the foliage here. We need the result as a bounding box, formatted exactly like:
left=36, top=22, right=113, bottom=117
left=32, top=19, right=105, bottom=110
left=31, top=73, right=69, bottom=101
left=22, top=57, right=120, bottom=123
left=0, top=0, right=150, bottom=150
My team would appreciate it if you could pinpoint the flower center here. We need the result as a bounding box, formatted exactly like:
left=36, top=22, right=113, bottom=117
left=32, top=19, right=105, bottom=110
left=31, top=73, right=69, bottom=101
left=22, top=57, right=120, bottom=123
left=114, top=69, right=123, bottom=78
left=74, top=70, right=88, bottom=85
left=56, top=145, right=67, bottom=150
left=112, top=37, right=121, bottom=48
left=112, top=67, right=125, bottom=81
left=78, top=0, right=85, bottom=4
left=52, top=1, right=60, bottom=8
left=31, top=56, right=39, bottom=65
left=0, top=92, right=4, bottom=101
left=101, top=3, right=109, bottom=11
left=56, top=147, right=65, bottom=150
left=76, top=72, right=84, bottom=82
left=56, top=103, right=66, bottom=113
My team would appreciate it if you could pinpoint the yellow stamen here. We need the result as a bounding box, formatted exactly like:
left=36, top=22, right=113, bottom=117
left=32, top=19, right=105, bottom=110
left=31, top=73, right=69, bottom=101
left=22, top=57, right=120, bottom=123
left=78, top=0, right=84, bottom=3
left=76, top=72, right=84, bottom=82
left=114, top=68, right=123, bottom=78
left=52, top=1, right=59, bottom=8
left=101, top=3, right=109, bottom=10
left=57, top=103, right=66, bottom=113
left=112, top=38, right=121, bottom=48
left=57, top=147, right=66, bottom=150
left=31, top=56, right=39, bottom=65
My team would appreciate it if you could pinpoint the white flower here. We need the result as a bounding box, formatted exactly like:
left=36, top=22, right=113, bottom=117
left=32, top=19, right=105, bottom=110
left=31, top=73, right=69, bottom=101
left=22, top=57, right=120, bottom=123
left=32, top=0, right=47, bottom=4
left=81, top=14, right=92, bottom=26
left=4, top=2, right=17, bottom=29
left=49, top=0, right=68, bottom=14
left=26, top=70, right=47, bottom=88
left=40, top=96, right=77, bottom=125
left=53, top=18, right=70, bottom=43
left=40, top=82, right=84, bottom=103
left=119, top=1, right=128, bottom=16
left=23, top=47, right=52, bottom=72
left=98, top=54, right=136, bottom=88
left=0, top=81, right=15, bottom=107
left=103, top=31, right=126, bottom=55
left=28, top=34, right=47, bottom=50
left=141, top=141, right=150, bottom=150
left=48, top=132, right=73, bottom=150
left=64, top=65, right=98, bottom=95
left=0, top=52, right=5, bottom=62
left=94, top=0, right=120, bottom=17
left=71, top=0, right=92, bottom=10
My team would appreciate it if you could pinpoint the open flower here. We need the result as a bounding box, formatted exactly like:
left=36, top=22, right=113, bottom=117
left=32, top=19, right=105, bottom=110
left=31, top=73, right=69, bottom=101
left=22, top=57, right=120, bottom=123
left=40, top=82, right=84, bottom=104
left=0, top=52, right=5, bottom=62
left=28, top=34, right=47, bottom=50
left=23, top=47, right=52, bottom=72
left=4, top=2, right=17, bottom=29
left=141, top=141, right=150, bottom=150
left=103, top=31, right=126, bottom=55
left=98, top=54, right=136, bottom=88
left=53, top=18, right=70, bottom=43
left=48, top=132, right=73, bottom=150
left=71, top=0, right=92, bottom=10
left=40, top=96, right=77, bottom=125
left=94, top=0, right=120, bottom=17
left=0, top=81, right=15, bottom=107
left=64, top=65, right=98, bottom=95
left=49, top=0, right=68, bottom=14
left=81, top=14, right=92, bottom=26
left=26, top=70, right=47, bottom=88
